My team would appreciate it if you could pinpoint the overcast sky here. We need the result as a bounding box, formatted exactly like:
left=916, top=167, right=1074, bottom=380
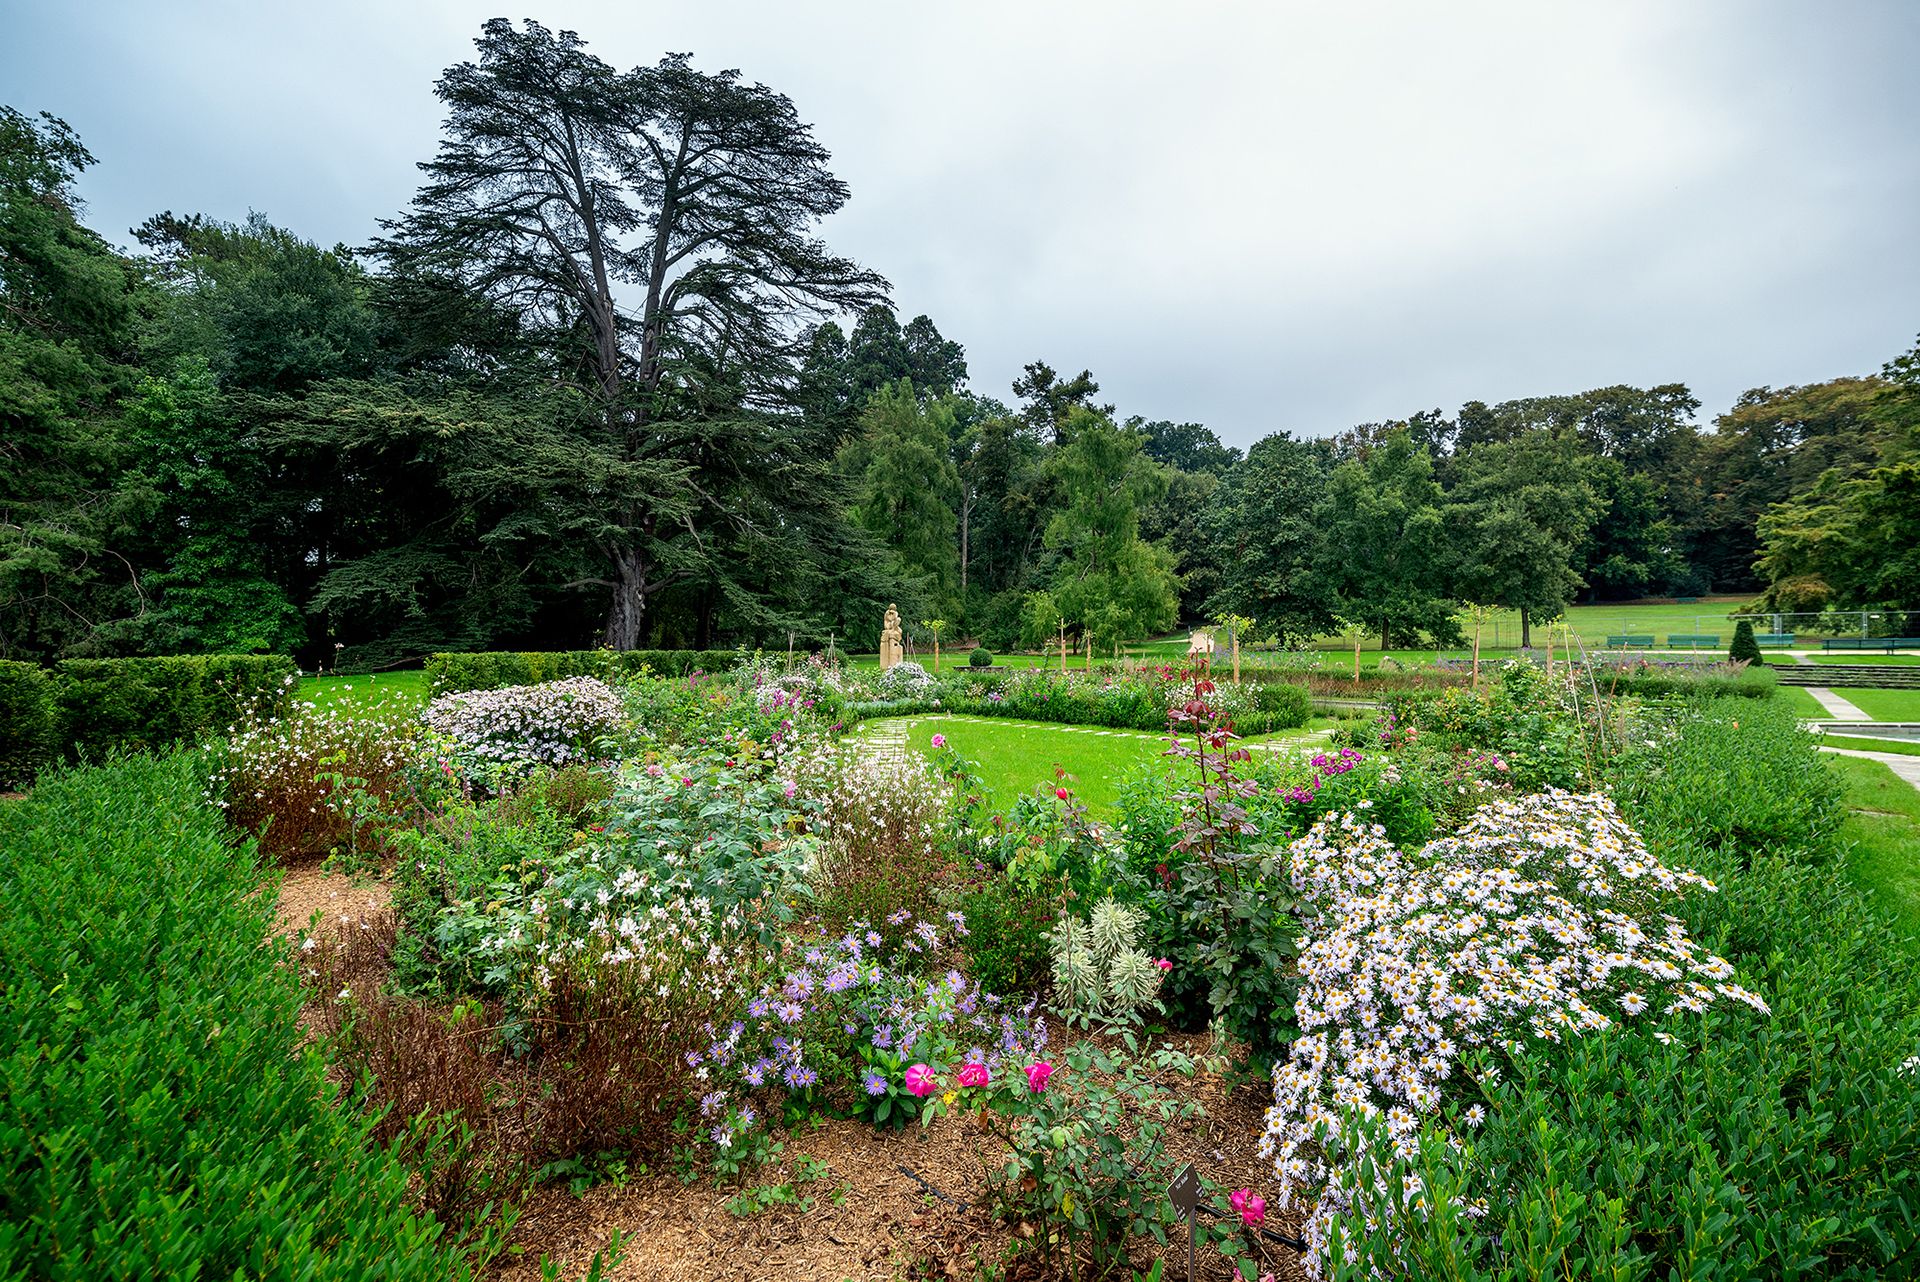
left=6, top=1, right=1917, bottom=446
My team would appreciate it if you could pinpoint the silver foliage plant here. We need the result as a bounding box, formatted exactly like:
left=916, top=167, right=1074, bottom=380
left=1049, top=897, right=1167, bottom=1029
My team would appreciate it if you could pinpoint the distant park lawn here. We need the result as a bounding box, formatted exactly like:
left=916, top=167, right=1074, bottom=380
left=896, top=714, right=1333, bottom=817
left=1824, top=754, right=1920, bottom=944
left=1805, top=654, right=1920, bottom=666
left=1839, top=688, right=1920, bottom=723
left=296, top=670, right=430, bottom=715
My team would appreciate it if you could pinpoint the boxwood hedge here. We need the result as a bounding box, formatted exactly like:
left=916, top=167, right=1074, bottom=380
left=426, top=648, right=744, bottom=693
left=0, top=755, right=475, bottom=1279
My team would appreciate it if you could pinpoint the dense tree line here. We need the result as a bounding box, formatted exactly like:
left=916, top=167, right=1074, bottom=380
left=2, top=22, right=1916, bottom=664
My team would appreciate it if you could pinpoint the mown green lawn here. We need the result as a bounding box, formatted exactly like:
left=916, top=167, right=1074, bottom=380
left=892, top=714, right=1332, bottom=817
left=1806, top=654, right=1920, bottom=666
left=1818, top=733, right=1920, bottom=758
left=1823, top=754, right=1920, bottom=944
left=296, top=671, right=431, bottom=715
left=1839, top=688, right=1920, bottom=722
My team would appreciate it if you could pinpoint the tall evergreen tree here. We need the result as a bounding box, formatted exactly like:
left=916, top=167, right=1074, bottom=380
left=374, top=20, right=887, bottom=648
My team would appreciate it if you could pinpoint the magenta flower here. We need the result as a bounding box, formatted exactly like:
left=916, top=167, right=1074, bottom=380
left=904, top=1063, right=936, bottom=1097
left=1230, top=1188, right=1266, bottom=1226
left=1054, top=787, right=1070, bottom=801
left=1154, top=958, right=1173, bottom=971
left=1025, top=1061, right=1054, bottom=1092
left=957, top=1062, right=989, bottom=1089
left=930, top=733, right=947, bottom=749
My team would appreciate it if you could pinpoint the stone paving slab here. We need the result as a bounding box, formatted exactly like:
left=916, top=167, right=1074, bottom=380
left=1806, top=687, right=1873, bottom=721
left=1818, top=744, right=1920, bottom=792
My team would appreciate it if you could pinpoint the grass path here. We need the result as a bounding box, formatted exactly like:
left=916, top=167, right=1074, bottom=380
left=296, top=671, right=430, bottom=714
left=851, top=714, right=1332, bottom=816
left=1823, top=754, right=1920, bottom=944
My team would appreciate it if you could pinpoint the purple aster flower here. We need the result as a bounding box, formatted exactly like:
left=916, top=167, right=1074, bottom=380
left=862, top=1071, right=888, bottom=1096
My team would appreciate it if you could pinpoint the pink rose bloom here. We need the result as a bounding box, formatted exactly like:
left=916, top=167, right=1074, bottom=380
left=904, top=1063, right=936, bottom=1098
left=1230, top=1188, right=1266, bottom=1226
left=957, top=1062, right=989, bottom=1088
left=1025, top=1061, right=1054, bottom=1092
left=1154, top=958, right=1173, bottom=971
left=930, top=733, right=947, bottom=749
left=1054, top=787, right=1070, bottom=801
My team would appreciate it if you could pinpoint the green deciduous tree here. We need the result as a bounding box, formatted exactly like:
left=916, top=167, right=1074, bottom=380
left=1311, top=431, right=1457, bottom=649
left=841, top=379, right=960, bottom=615
left=1038, top=409, right=1178, bottom=647
left=0, top=107, right=142, bottom=657
left=1201, top=432, right=1336, bottom=644
left=1448, top=431, right=1604, bottom=647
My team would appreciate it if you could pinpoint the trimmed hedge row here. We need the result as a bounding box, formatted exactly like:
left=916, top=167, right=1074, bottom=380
left=426, top=649, right=744, bottom=694
left=0, top=755, right=473, bottom=1279
left=0, top=661, right=57, bottom=789
left=0, top=655, right=294, bottom=788
left=837, top=680, right=1313, bottom=737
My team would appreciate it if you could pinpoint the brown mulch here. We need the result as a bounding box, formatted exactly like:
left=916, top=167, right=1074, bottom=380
left=267, top=868, right=1309, bottom=1280
left=492, top=1031, right=1308, bottom=1282
left=272, top=859, right=392, bottom=939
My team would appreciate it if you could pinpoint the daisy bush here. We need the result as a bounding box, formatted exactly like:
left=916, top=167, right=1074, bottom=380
left=422, top=676, right=624, bottom=772
left=1263, top=788, right=1768, bottom=1268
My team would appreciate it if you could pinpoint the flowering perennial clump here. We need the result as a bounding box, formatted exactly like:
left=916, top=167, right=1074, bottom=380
left=422, top=677, right=623, bottom=769
left=685, top=914, right=1048, bottom=1151
left=1262, top=789, right=1769, bottom=1269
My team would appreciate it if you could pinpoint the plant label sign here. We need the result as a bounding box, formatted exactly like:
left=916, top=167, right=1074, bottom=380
left=1167, top=1162, right=1202, bottom=1279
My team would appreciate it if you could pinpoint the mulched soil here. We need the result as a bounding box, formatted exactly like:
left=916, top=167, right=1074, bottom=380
left=272, top=858, right=392, bottom=938
left=267, top=871, right=1309, bottom=1281
left=492, top=1031, right=1307, bottom=1282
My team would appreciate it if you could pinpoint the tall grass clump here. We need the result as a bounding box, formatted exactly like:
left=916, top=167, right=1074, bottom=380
left=0, top=755, right=484, bottom=1279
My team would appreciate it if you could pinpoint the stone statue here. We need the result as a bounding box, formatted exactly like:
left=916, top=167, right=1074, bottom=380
left=880, top=603, right=904, bottom=670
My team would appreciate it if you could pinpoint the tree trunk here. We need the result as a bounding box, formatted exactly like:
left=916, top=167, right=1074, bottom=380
left=1520, top=606, right=1532, bottom=650
left=1380, top=618, right=1392, bottom=652
left=959, top=485, right=971, bottom=597
left=695, top=583, right=718, bottom=650
left=603, top=547, right=649, bottom=651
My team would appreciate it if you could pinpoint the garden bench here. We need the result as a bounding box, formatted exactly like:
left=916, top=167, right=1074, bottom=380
left=1755, top=633, right=1795, bottom=647
left=1605, top=635, right=1656, bottom=648
left=1821, top=637, right=1920, bottom=653
left=1666, top=634, right=1720, bottom=648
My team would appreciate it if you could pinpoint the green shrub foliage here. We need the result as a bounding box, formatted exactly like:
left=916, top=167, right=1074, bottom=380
left=426, top=649, right=743, bottom=693
left=1730, top=618, right=1763, bottom=664
left=52, top=654, right=296, bottom=759
left=1318, top=695, right=1920, bottom=1279
left=0, top=755, right=475, bottom=1279
left=0, top=660, right=57, bottom=788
